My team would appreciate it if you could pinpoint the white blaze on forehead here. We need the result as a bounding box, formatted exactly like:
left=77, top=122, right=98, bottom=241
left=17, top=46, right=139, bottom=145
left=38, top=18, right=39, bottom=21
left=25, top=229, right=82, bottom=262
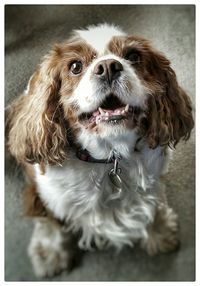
left=74, top=23, right=126, bottom=54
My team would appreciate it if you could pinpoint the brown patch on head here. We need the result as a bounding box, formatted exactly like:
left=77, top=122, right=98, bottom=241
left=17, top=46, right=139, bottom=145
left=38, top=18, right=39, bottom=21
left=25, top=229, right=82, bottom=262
left=109, top=35, right=168, bottom=93
left=108, top=36, right=126, bottom=57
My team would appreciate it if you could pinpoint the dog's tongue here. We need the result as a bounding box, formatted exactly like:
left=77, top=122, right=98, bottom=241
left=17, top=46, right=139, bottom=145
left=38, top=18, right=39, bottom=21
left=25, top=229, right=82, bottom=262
left=92, top=106, right=129, bottom=117
left=90, top=105, right=130, bottom=124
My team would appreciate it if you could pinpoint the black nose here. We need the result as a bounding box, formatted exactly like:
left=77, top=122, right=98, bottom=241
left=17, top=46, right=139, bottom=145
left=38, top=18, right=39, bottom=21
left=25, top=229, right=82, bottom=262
left=94, top=59, right=123, bottom=84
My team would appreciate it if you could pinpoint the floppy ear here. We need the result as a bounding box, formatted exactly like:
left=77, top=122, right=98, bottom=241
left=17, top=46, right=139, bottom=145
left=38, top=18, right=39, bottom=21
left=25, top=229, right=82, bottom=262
left=7, top=48, right=68, bottom=164
left=145, top=51, right=194, bottom=148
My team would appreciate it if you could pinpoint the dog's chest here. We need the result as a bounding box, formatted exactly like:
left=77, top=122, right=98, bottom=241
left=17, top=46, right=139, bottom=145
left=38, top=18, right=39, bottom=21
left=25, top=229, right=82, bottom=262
left=35, top=155, right=144, bottom=219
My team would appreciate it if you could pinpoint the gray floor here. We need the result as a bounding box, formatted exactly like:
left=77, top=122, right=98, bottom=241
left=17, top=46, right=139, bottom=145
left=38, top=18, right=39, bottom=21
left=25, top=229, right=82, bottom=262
left=5, top=5, right=195, bottom=281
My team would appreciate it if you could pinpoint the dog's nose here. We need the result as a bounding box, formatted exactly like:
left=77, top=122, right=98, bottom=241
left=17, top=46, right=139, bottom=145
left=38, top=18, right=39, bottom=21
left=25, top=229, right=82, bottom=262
left=94, top=59, right=123, bottom=84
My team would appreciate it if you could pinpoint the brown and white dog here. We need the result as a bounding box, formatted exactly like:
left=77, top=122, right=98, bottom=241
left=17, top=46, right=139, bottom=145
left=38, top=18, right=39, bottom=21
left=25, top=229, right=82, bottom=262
left=6, top=24, right=194, bottom=277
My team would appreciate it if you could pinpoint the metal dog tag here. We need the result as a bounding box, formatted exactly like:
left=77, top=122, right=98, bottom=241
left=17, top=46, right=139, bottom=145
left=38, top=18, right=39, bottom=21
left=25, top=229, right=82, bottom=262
left=108, top=153, right=122, bottom=194
left=108, top=169, right=122, bottom=194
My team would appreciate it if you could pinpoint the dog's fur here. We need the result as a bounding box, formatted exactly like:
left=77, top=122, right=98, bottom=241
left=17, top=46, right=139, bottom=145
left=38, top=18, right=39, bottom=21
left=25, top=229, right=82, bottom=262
left=6, top=24, right=194, bottom=277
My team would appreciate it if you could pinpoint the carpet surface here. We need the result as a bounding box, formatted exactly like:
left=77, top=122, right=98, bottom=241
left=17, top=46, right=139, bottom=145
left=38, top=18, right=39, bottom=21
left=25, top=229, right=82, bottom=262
left=5, top=5, right=195, bottom=281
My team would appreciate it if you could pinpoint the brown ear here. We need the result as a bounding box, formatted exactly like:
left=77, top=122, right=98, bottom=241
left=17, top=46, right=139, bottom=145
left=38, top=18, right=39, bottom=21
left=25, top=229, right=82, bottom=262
left=145, top=52, right=194, bottom=148
left=7, top=49, right=68, bottom=164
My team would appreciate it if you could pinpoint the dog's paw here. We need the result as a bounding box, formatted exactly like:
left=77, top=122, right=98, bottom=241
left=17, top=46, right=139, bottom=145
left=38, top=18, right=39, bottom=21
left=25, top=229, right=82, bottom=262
left=28, top=238, right=71, bottom=278
left=27, top=219, right=77, bottom=278
left=141, top=206, right=180, bottom=256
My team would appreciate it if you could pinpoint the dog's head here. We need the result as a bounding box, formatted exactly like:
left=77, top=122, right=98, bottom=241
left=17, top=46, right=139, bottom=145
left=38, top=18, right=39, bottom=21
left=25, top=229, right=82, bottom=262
left=7, top=24, right=194, bottom=164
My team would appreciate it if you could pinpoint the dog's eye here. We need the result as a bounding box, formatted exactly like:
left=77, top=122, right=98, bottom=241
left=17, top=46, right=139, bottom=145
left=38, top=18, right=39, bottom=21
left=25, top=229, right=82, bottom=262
left=124, top=49, right=141, bottom=64
left=70, top=61, right=83, bottom=75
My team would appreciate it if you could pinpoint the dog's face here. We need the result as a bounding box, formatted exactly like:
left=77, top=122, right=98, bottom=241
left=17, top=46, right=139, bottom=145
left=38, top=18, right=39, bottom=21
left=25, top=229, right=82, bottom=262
left=67, top=30, right=147, bottom=139
left=7, top=24, right=194, bottom=164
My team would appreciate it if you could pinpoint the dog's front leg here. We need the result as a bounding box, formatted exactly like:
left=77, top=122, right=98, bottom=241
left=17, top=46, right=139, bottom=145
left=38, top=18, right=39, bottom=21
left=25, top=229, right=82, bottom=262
left=28, top=217, right=79, bottom=278
left=141, top=203, right=180, bottom=255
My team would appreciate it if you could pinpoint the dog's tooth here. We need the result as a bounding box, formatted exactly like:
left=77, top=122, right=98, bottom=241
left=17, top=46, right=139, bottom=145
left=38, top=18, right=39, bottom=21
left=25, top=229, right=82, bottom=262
left=125, top=104, right=129, bottom=112
left=98, top=107, right=104, bottom=115
left=95, top=116, right=100, bottom=124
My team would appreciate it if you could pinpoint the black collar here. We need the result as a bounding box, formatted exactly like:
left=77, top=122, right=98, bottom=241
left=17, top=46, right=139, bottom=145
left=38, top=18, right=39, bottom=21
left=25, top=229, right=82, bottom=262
left=76, top=148, right=114, bottom=164
left=75, top=137, right=142, bottom=164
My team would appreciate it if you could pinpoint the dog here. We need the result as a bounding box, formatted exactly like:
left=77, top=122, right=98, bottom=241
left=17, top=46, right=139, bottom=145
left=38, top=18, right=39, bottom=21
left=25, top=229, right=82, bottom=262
left=6, top=23, right=194, bottom=277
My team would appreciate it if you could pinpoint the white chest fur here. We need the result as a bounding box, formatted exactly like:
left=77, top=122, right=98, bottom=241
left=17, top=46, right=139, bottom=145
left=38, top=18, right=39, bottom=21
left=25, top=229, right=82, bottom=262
left=34, top=144, right=167, bottom=250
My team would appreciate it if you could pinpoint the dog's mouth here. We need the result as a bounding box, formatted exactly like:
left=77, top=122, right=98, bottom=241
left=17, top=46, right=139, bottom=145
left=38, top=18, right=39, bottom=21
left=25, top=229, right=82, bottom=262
left=79, top=94, right=133, bottom=126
